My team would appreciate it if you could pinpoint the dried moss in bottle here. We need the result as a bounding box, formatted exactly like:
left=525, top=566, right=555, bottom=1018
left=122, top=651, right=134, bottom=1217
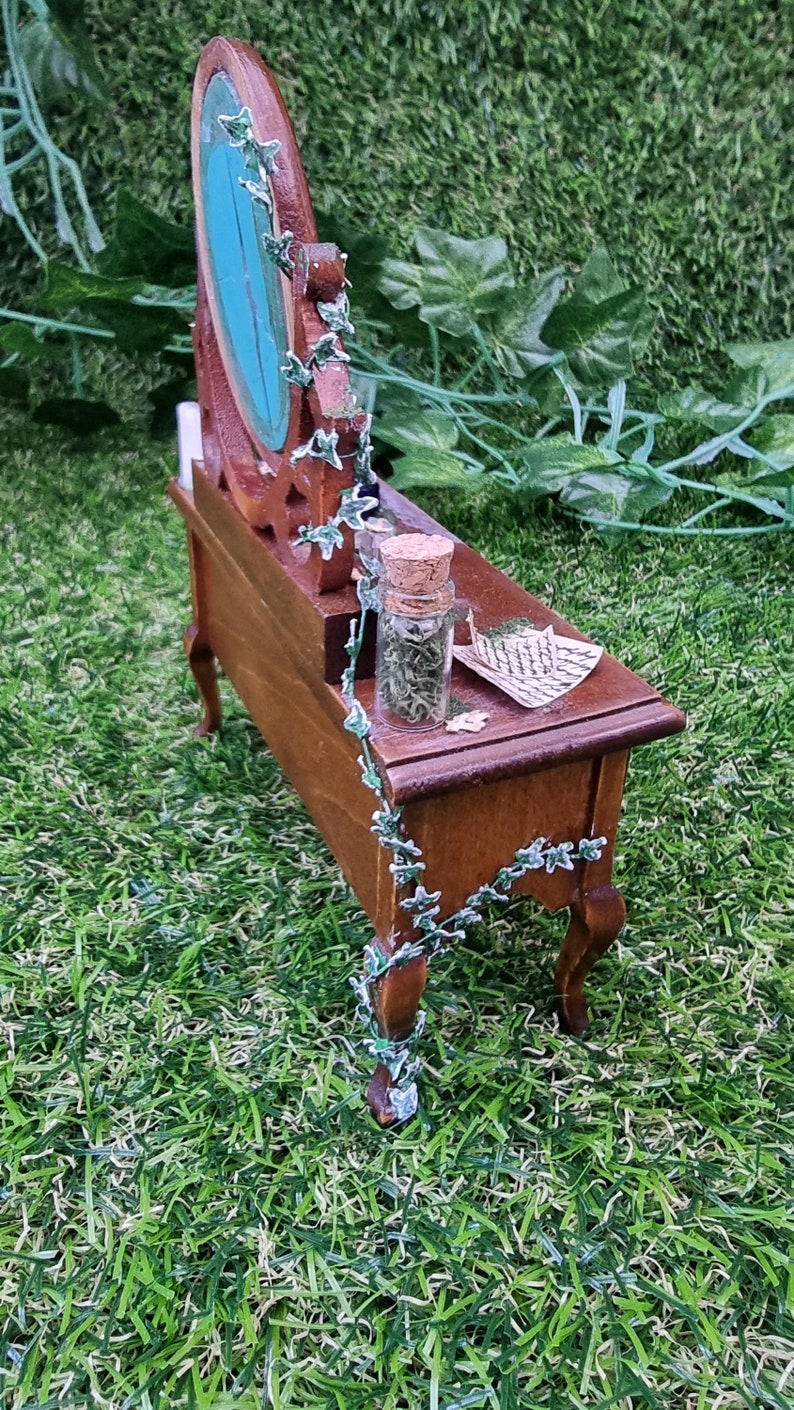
left=376, top=534, right=455, bottom=731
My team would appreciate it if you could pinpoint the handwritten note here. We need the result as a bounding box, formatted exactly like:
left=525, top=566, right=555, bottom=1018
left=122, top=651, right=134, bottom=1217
left=453, top=613, right=603, bottom=708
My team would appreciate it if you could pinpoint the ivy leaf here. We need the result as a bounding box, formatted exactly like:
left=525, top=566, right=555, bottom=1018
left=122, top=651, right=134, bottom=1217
left=389, top=450, right=484, bottom=491
left=527, top=366, right=568, bottom=417
left=0, top=324, right=62, bottom=361
left=743, top=415, right=794, bottom=483
left=375, top=410, right=458, bottom=454
left=372, top=383, right=427, bottom=418
left=378, top=258, right=424, bottom=311
left=412, top=227, right=515, bottom=337
left=658, top=384, right=749, bottom=434
left=726, top=341, right=794, bottom=399
left=97, top=193, right=196, bottom=287
left=18, top=15, right=107, bottom=108
left=486, top=270, right=565, bottom=378
left=542, top=285, right=649, bottom=390
left=44, top=262, right=145, bottom=309
left=316, top=211, right=429, bottom=349
left=723, top=364, right=767, bottom=409
left=573, top=247, right=655, bottom=358
left=88, top=301, right=187, bottom=354
left=560, top=468, right=674, bottom=523
left=572, top=247, right=625, bottom=305
left=514, top=435, right=623, bottom=497
left=32, top=397, right=121, bottom=435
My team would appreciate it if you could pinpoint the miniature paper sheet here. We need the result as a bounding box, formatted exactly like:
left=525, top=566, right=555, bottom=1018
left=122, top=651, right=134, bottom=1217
left=453, top=613, right=603, bottom=709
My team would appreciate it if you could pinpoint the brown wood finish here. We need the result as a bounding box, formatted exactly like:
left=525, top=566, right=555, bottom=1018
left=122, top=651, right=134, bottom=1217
left=176, top=37, right=686, bottom=1124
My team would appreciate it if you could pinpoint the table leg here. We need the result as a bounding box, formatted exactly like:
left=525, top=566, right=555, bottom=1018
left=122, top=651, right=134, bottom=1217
left=365, top=937, right=428, bottom=1127
left=184, top=623, right=222, bottom=738
left=556, top=884, right=626, bottom=1034
left=184, top=527, right=222, bottom=738
left=555, top=750, right=629, bottom=1033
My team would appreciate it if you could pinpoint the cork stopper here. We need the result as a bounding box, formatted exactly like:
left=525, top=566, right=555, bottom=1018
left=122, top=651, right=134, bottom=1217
left=379, top=532, right=454, bottom=617
left=380, top=533, right=454, bottom=592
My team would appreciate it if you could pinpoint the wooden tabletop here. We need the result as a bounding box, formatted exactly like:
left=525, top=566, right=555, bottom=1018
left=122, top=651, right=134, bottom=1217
left=330, top=485, right=685, bottom=800
left=173, top=470, right=684, bottom=802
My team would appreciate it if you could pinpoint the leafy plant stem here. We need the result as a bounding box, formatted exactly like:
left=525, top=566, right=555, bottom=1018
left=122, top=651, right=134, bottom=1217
left=670, top=478, right=793, bottom=522
left=678, top=497, right=733, bottom=529
left=429, top=324, right=441, bottom=386
left=459, top=404, right=537, bottom=446
left=554, top=366, right=583, bottom=443
left=655, top=386, right=794, bottom=476
left=470, top=321, right=506, bottom=394
left=579, top=517, right=790, bottom=537
left=69, top=333, right=83, bottom=396
left=453, top=352, right=487, bottom=391
left=445, top=406, right=516, bottom=480
left=604, top=380, right=627, bottom=452
left=352, top=354, right=534, bottom=407
left=0, top=305, right=114, bottom=338
left=1, top=0, right=104, bottom=267
left=534, top=418, right=562, bottom=439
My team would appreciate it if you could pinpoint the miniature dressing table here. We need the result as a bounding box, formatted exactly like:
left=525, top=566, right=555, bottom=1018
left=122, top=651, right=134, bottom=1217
left=171, top=37, right=685, bottom=1124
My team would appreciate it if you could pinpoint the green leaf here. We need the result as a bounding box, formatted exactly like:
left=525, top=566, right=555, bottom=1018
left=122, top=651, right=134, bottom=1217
left=375, top=410, right=458, bottom=454
left=726, top=341, right=794, bottom=398
left=572, top=247, right=625, bottom=305
left=723, top=364, right=767, bottom=408
left=97, top=193, right=196, bottom=287
left=389, top=450, right=483, bottom=491
left=32, top=397, right=121, bottom=435
left=378, top=258, right=424, bottom=311
left=415, top=226, right=515, bottom=335
left=658, top=384, right=749, bottom=434
left=316, top=213, right=429, bottom=349
left=572, top=247, right=655, bottom=357
left=542, top=285, right=649, bottom=390
left=89, top=301, right=187, bottom=354
left=18, top=16, right=107, bottom=107
left=514, top=434, right=623, bottom=497
left=315, top=211, right=391, bottom=270
left=46, top=0, right=88, bottom=28
left=744, top=416, right=794, bottom=482
left=0, top=324, right=62, bottom=361
left=560, top=468, right=674, bottom=523
left=411, top=227, right=515, bottom=337
left=44, top=263, right=145, bottom=309
left=529, top=366, right=568, bottom=417
left=486, top=271, right=565, bottom=378
left=373, top=383, right=427, bottom=418
left=0, top=367, right=30, bottom=403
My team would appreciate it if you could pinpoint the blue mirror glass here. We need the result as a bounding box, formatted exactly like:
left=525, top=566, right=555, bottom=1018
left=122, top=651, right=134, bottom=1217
left=199, top=72, right=290, bottom=452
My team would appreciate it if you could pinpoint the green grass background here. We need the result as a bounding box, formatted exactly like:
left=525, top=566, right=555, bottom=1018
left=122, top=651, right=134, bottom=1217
left=2, top=2, right=794, bottom=1407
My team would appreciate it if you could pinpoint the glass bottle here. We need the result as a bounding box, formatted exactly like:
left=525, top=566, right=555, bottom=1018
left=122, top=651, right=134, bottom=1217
left=354, top=504, right=397, bottom=580
left=376, top=533, right=455, bottom=731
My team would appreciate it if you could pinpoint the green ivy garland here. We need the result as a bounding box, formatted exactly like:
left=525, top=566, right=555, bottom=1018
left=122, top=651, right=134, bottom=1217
left=224, top=107, right=610, bottom=1121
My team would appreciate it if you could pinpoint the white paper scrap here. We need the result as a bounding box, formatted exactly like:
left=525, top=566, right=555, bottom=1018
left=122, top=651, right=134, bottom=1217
left=454, top=613, right=602, bottom=709
left=444, top=709, right=490, bottom=734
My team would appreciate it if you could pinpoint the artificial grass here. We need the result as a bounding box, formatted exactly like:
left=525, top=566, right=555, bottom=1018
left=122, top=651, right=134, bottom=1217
left=2, top=1, right=794, bottom=1406
left=1, top=438, right=793, bottom=1408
